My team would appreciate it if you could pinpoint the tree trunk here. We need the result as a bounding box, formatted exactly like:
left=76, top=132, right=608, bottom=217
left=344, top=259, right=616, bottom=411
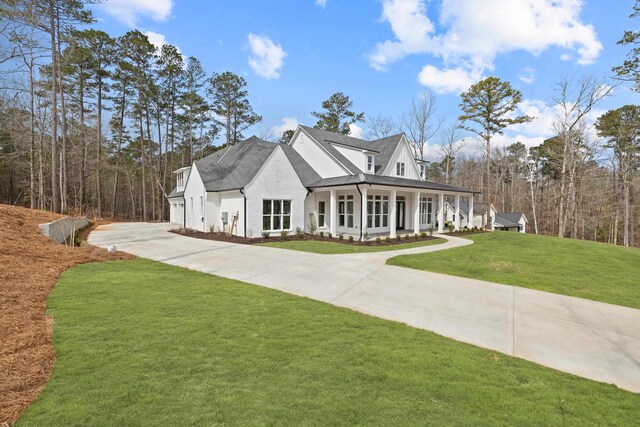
left=56, top=8, right=68, bottom=212
left=96, top=77, right=103, bottom=217
left=49, top=0, right=60, bottom=212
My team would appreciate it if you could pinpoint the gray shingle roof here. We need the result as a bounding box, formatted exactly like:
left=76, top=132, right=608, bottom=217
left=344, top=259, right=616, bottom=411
left=309, top=173, right=476, bottom=193
left=495, top=212, right=525, bottom=227
left=280, top=144, right=322, bottom=187
left=194, top=136, right=277, bottom=192
left=298, top=125, right=404, bottom=175
left=168, top=188, right=184, bottom=198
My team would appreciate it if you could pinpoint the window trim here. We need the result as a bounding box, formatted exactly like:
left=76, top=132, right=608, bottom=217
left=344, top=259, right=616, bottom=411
left=318, top=201, right=326, bottom=228
left=262, top=199, right=292, bottom=232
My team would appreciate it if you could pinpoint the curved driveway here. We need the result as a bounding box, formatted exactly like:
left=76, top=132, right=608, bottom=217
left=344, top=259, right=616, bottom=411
left=89, top=222, right=640, bottom=393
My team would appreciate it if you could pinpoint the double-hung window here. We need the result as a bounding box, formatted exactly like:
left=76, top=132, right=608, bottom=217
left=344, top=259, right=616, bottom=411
left=338, top=195, right=354, bottom=228
left=366, top=155, right=374, bottom=173
left=396, top=162, right=405, bottom=176
left=177, top=172, right=184, bottom=188
left=419, top=164, right=425, bottom=179
left=419, top=197, right=433, bottom=225
left=318, top=201, right=326, bottom=227
left=367, top=195, right=389, bottom=228
left=263, top=199, right=291, bottom=231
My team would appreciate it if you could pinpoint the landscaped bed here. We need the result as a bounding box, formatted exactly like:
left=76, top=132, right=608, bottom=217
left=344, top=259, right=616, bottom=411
left=388, top=231, right=640, bottom=309
left=257, top=238, right=446, bottom=254
left=172, top=227, right=445, bottom=247
left=0, top=205, right=132, bottom=425
left=17, top=258, right=640, bottom=425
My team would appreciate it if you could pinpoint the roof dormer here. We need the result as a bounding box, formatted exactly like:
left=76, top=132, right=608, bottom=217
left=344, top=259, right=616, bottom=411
left=174, top=166, right=191, bottom=191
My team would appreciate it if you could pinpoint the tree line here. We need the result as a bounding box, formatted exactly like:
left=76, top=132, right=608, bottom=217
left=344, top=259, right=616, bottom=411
left=0, top=0, right=261, bottom=221
left=1, top=0, right=638, bottom=247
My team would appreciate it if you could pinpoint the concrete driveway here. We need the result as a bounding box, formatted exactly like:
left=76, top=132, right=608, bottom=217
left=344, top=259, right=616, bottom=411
left=89, top=222, right=640, bottom=393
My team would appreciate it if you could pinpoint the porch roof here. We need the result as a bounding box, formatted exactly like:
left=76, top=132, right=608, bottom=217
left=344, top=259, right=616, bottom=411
left=308, top=174, right=478, bottom=194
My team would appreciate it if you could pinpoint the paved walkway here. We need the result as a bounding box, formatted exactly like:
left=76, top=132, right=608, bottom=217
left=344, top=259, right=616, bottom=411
left=89, top=222, right=640, bottom=393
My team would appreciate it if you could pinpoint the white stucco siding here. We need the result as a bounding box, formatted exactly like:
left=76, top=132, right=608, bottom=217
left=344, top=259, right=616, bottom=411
left=168, top=197, right=184, bottom=225
left=245, top=146, right=308, bottom=237
left=384, top=138, right=421, bottom=180
left=206, top=193, right=221, bottom=232
left=219, top=191, right=244, bottom=236
left=290, top=131, right=349, bottom=178
left=182, top=165, right=207, bottom=232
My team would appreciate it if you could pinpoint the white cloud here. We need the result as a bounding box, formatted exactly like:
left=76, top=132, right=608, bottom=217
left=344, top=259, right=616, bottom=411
left=518, top=67, right=535, bottom=84
left=315, top=0, right=327, bottom=7
left=98, top=0, right=172, bottom=27
left=271, top=117, right=299, bottom=137
left=349, top=123, right=364, bottom=138
left=369, top=0, right=602, bottom=93
left=418, top=65, right=480, bottom=94
left=247, top=33, right=287, bottom=79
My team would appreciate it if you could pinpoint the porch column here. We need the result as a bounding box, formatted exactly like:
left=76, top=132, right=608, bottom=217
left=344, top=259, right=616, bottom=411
left=330, top=189, right=337, bottom=236
left=413, top=191, right=421, bottom=234
left=361, top=186, right=368, bottom=240
left=468, top=194, right=474, bottom=228
left=389, top=189, right=397, bottom=238
left=454, top=194, right=461, bottom=230
left=437, top=192, right=445, bottom=233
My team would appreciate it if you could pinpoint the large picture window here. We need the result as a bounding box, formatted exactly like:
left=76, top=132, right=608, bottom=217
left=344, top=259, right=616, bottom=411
left=367, top=195, right=389, bottom=228
left=262, top=199, right=291, bottom=231
left=338, top=195, right=354, bottom=228
left=318, top=201, right=326, bottom=227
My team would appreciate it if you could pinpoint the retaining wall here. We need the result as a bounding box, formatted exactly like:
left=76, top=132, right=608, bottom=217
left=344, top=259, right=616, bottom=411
left=39, top=216, right=89, bottom=244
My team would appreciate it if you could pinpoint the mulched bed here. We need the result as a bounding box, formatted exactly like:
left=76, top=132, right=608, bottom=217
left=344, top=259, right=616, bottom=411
left=171, top=228, right=447, bottom=247
left=0, top=205, right=133, bottom=425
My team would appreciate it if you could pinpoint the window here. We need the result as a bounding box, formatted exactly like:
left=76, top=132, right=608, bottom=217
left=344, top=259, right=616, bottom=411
left=367, top=195, right=389, bottom=228
left=366, top=155, right=374, bottom=173
left=262, top=199, right=291, bottom=231
left=419, top=197, right=433, bottom=226
left=177, top=171, right=184, bottom=188
left=318, top=201, right=326, bottom=227
left=419, top=164, right=425, bottom=179
left=396, top=162, right=405, bottom=176
left=338, top=195, right=354, bottom=228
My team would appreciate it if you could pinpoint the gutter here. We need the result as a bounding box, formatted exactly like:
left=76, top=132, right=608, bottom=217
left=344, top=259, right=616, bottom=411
left=239, top=188, right=247, bottom=237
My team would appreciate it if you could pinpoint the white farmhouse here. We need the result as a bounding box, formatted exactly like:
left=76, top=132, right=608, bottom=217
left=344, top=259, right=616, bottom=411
left=168, top=125, right=478, bottom=239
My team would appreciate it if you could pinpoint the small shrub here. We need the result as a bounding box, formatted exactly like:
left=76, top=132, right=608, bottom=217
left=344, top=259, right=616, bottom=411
left=396, top=235, right=402, bottom=241
left=404, top=234, right=410, bottom=240
left=385, top=236, right=391, bottom=242
left=262, top=231, right=270, bottom=239
left=414, top=233, right=419, bottom=239
left=209, top=225, right=215, bottom=233
left=363, top=231, right=369, bottom=241
left=348, top=235, right=354, bottom=242
left=308, top=217, right=317, bottom=235
left=338, top=234, right=344, bottom=240
left=428, top=227, right=434, bottom=236
left=280, top=230, right=289, bottom=240
left=376, top=237, right=382, bottom=243
left=421, top=232, right=427, bottom=238
left=328, top=232, right=333, bottom=238
left=319, top=231, right=324, bottom=237
left=479, top=227, right=484, bottom=232
left=447, top=224, right=455, bottom=233
left=295, top=227, right=305, bottom=239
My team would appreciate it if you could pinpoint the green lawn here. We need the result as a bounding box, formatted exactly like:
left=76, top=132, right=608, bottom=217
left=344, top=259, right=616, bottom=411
left=258, top=237, right=445, bottom=254
left=19, top=258, right=639, bottom=426
left=388, top=232, right=640, bottom=309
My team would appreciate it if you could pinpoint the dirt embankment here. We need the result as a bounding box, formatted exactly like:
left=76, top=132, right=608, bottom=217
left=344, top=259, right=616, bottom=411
left=0, top=204, right=133, bottom=425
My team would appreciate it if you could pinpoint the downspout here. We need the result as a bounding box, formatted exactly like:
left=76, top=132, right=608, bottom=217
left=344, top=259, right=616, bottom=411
left=239, top=188, right=247, bottom=237
left=356, top=183, right=363, bottom=241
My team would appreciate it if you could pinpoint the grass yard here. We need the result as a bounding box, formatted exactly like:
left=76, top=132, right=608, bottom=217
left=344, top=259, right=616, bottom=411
left=19, top=258, right=639, bottom=426
left=388, top=232, right=640, bottom=309
left=258, top=237, right=445, bottom=254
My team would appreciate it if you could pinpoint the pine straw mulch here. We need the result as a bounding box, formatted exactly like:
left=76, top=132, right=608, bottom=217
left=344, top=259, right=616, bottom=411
left=0, top=204, right=134, bottom=426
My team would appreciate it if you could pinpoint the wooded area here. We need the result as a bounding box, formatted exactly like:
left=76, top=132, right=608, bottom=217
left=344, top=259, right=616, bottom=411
left=0, top=0, right=638, bottom=247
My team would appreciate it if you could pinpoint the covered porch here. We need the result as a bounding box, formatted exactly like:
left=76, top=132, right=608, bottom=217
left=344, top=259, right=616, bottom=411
left=307, top=184, right=476, bottom=240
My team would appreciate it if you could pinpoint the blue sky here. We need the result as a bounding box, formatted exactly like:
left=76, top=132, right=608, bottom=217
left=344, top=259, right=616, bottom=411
left=91, top=0, right=639, bottom=159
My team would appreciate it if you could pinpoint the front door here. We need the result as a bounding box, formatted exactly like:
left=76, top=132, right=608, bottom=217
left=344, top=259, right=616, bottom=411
left=396, top=201, right=405, bottom=230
